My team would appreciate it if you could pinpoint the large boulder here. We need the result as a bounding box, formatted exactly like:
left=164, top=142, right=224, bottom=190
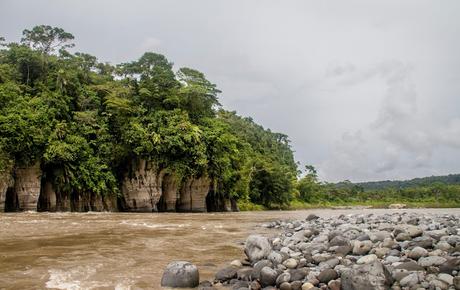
left=244, top=235, right=272, bottom=263
left=341, top=261, right=393, bottom=290
left=161, top=261, right=199, bottom=288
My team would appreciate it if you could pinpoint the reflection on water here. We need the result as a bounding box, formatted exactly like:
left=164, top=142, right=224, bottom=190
left=0, top=208, right=458, bottom=289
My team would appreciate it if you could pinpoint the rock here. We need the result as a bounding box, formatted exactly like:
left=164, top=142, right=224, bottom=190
left=289, top=268, right=308, bottom=282
left=279, top=282, right=292, bottom=290
left=341, top=261, right=393, bottom=290
left=161, top=261, right=199, bottom=288
left=438, top=273, right=453, bottom=285
left=436, top=241, right=452, bottom=251
left=418, top=256, right=447, bottom=267
left=283, top=258, right=298, bottom=269
left=328, top=280, right=341, bottom=290
left=453, top=276, right=460, bottom=290
left=353, top=240, right=373, bottom=255
left=375, top=247, right=390, bottom=258
left=230, top=260, right=243, bottom=268
left=306, top=214, right=320, bottom=221
left=439, top=257, right=460, bottom=273
left=245, top=235, right=272, bottom=263
left=250, top=280, right=262, bottom=290
left=430, top=279, right=449, bottom=290
left=13, top=162, right=42, bottom=211
left=252, top=260, right=273, bottom=280
left=259, top=266, right=277, bottom=287
left=357, top=254, right=378, bottom=264
left=290, top=281, right=302, bottom=290
left=198, top=280, right=216, bottom=290
left=411, top=236, right=433, bottom=249
left=317, top=269, right=338, bottom=283
left=237, top=267, right=253, bottom=281
left=395, top=232, right=411, bottom=242
left=321, top=258, right=339, bottom=269
left=382, top=238, right=396, bottom=249
left=408, top=246, right=428, bottom=259
left=215, top=266, right=237, bottom=282
left=406, top=226, right=423, bottom=238
left=329, top=235, right=350, bottom=247
left=394, top=261, right=425, bottom=271
left=399, top=272, right=419, bottom=287
left=232, top=281, right=249, bottom=289
left=121, top=159, right=162, bottom=212
left=343, top=228, right=360, bottom=240
left=276, top=272, right=291, bottom=285
left=388, top=204, right=406, bottom=209
left=334, top=244, right=353, bottom=256
left=370, top=231, right=392, bottom=242
left=301, top=282, right=315, bottom=290
left=177, top=176, right=211, bottom=212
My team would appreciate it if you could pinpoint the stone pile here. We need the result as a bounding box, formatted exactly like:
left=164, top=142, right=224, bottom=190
left=204, top=212, right=460, bottom=290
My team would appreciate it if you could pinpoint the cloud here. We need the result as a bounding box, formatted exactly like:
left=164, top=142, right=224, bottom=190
left=321, top=60, right=460, bottom=181
left=1, top=0, right=460, bottom=182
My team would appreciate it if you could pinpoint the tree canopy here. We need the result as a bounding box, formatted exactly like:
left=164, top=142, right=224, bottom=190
left=0, top=25, right=298, bottom=208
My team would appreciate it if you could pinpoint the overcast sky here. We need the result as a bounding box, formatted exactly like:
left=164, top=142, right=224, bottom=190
left=1, top=0, right=460, bottom=182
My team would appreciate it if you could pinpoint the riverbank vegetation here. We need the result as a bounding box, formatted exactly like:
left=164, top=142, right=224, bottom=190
left=0, top=25, right=297, bottom=210
left=0, top=25, right=458, bottom=211
left=293, top=170, right=460, bottom=209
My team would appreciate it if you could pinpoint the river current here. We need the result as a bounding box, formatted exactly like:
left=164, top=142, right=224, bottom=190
left=0, top=208, right=458, bottom=289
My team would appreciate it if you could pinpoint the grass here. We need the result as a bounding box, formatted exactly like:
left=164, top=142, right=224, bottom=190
left=287, top=199, right=460, bottom=210
left=237, top=199, right=460, bottom=211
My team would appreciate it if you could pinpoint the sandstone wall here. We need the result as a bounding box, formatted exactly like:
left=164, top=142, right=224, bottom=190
left=14, top=162, right=42, bottom=211
left=159, top=174, right=179, bottom=212
left=38, top=181, right=57, bottom=211
left=121, top=159, right=164, bottom=212
left=177, top=176, right=211, bottom=212
left=0, top=170, right=13, bottom=212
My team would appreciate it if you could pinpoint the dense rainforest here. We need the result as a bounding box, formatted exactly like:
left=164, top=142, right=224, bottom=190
left=0, top=25, right=297, bottom=212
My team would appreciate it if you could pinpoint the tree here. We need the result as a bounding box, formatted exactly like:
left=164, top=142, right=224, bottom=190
left=21, top=25, right=75, bottom=54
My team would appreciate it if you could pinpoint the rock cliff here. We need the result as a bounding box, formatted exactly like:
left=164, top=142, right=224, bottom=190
left=121, top=159, right=164, bottom=212
left=158, top=174, right=179, bottom=212
left=0, top=169, right=13, bottom=212
left=0, top=159, right=235, bottom=212
left=14, top=162, right=42, bottom=211
left=177, top=176, right=211, bottom=212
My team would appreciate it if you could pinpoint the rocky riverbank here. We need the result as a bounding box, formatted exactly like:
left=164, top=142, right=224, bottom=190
left=200, top=212, right=460, bottom=290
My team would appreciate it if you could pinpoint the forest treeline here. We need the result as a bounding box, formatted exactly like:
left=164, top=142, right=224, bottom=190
left=0, top=25, right=297, bottom=210
left=296, top=169, right=460, bottom=207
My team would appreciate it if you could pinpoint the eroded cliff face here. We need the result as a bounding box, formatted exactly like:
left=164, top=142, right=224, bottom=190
left=177, top=176, right=211, bottom=212
left=121, top=159, right=164, bottom=212
left=14, top=162, right=42, bottom=211
left=0, top=159, right=236, bottom=212
left=0, top=170, right=13, bottom=212
left=71, top=192, right=117, bottom=212
left=158, top=174, right=179, bottom=212
left=38, top=181, right=57, bottom=211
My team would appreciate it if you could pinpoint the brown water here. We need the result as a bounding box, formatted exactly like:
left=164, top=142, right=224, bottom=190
left=0, top=208, right=459, bottom=290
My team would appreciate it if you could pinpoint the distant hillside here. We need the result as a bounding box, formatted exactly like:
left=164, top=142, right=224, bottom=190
left=335, top=174, right=460, bottom=191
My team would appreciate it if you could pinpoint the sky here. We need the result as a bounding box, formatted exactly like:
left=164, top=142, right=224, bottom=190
left=1, top=0, right=460, bottom=182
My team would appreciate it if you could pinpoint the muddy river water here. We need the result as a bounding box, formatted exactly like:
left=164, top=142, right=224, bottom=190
left=0, top=208, right=459, bottom=289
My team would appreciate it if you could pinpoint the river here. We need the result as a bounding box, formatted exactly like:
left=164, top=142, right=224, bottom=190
left=0, top=208, right=458, bottom=289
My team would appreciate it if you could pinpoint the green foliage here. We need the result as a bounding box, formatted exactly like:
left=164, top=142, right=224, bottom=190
left=21, top=25, right=75, bottom=54
left=295, top=167, right=460, bottom=207
left=0, top=25, right=299, bottom=208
